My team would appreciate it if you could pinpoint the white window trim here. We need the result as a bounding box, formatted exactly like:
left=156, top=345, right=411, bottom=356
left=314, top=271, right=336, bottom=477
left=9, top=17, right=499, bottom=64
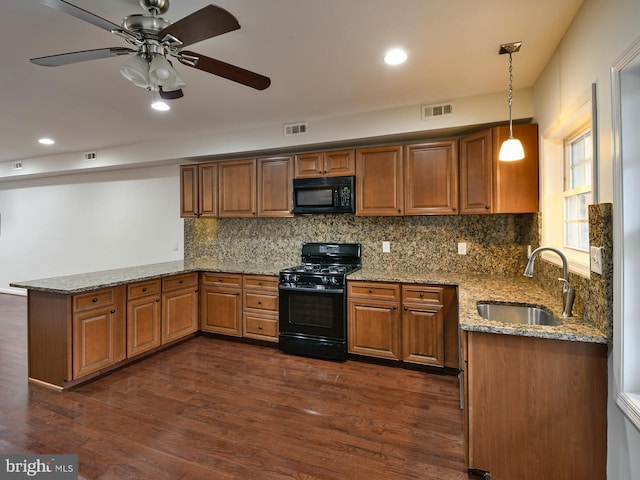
left=612, top=35, right=640, bottom=432
left=541, top=85, right=598, bottom=279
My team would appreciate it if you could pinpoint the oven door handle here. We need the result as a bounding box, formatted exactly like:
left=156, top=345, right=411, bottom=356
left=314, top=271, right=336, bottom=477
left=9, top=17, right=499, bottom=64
left=278, top=285, right=344, bottom=294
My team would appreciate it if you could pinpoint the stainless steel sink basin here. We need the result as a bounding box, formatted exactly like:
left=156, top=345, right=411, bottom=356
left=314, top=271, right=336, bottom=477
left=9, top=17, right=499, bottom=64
left=476, top=302, right=561, bottom=326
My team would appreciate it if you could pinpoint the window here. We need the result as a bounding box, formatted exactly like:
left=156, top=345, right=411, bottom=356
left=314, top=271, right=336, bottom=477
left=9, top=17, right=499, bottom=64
left=564, top=127, right=592, bottom=252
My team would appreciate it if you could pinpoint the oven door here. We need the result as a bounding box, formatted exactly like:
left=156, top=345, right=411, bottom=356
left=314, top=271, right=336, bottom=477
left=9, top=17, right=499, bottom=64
left=278, top=285, right=346, bottom=340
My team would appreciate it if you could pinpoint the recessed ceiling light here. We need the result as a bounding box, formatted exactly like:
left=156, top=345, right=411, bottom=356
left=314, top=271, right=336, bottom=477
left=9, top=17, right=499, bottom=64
left=384, top=48, right=408, bottom=65
left=38, top=137, right=55, bottom=145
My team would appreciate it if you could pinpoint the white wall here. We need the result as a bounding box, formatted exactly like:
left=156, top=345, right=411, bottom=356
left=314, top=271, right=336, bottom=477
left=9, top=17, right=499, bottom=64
left=0, top=164, right=184, bottom=295
left=532, top=0, right=640, bottom=478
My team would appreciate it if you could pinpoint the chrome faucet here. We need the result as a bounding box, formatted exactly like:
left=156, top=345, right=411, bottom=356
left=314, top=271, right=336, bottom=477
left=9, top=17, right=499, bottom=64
left=524, top=247, right=575, bottom=317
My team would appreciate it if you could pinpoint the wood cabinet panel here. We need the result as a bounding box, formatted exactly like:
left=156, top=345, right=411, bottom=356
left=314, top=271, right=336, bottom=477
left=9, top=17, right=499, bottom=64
left=127, top=279, right=161, bottom=300
left=73, top=289, right=116, bottom=313
left=180, top=164, right=199, bottom=218
left=202, top=273, right=242, bottom=288
left=460, top=129, right=492, bottom=214
left=355, top=146, right=403, bottom=216
left=348, top=282, right=400, bottom=301
left=200, top=284, right=242, bottom=336
left=243, top=312, right=278, bottom=339
left=401, top=305, right=444, bottom=366
left=127, top=293, right=161, bottom=357
left=161, top=284, right=198, bottom=344
left=404, top=140, right=459, bottom=215
left=243, top=291, right=278, bottom=313
left=242, top=274, right=279, bottom=342
left=243, top=275, right=278, bottom=291
left=294, top=149, right=355, bottom=178
left=162, top=272, right=198, bottom=292
left=258, top=156, right=293, bottom=217
left=348, top=298, right=400, bottom=359
left=199, top=163, right=218, bottom=217
left=218, top=159, right=257, bottom=218
left=465, top=332, right=606, bottom=479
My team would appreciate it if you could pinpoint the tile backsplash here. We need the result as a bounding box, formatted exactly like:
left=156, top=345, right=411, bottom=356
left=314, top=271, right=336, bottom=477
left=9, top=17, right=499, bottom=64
left=185, top=213, right=539, bottom=275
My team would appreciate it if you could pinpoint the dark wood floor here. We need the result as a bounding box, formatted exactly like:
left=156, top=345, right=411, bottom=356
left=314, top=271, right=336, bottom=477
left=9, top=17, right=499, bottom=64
left=0, top=294, right=468, bottom=480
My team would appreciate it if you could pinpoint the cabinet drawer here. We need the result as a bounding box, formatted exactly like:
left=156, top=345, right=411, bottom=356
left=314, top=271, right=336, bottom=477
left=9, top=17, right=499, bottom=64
left=402, top=285, right=444, bottom=305
left=243, top=291, right=278, bottom=312
left=348, top=281, right=400, bottom=301
left=127, top=279, right=161, bottom=300
left=162, top=273, right=198, bottom=292
left=243, top=313, right=278, bottom=338
left=243, top=275, right=278, bottom=291
left=201, top=272, right=242, bottom=288
left=73, top=288, right=115, bottom=313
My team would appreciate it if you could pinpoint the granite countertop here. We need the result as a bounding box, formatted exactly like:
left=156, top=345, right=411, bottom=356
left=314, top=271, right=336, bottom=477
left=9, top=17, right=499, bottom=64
left=12, top=261, right=607, bottom=345
left=350, top=268, right=608, bottom=344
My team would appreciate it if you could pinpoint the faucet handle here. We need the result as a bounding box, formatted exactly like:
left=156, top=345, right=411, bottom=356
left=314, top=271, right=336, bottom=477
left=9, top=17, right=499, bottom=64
left=557, top=278, right=575, bottom=317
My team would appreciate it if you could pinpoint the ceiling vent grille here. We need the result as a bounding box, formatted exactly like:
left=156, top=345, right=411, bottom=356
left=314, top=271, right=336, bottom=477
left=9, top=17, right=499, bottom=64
left=12, top=161, right=23, bottom=170
left=284, top=122, right=308, bottom=136
left=84, top=152, right=97, bottom=161
left=421, top=103, right=453, bottom=120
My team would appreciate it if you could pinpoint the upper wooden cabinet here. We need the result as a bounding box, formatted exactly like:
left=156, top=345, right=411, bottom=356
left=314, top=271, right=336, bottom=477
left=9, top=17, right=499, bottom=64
left=218, top=159, right=257, bottom=218
left=180, top=163, right=218, bottom=218
left=257, top=156, right=294, bottom=217
left=460, top=123, right=539, bottom=214
left=355, top=145, right=403, bottom=216
left=294, top=149, right=355, bottom=178
left=404, top=140, right=459, bottom=215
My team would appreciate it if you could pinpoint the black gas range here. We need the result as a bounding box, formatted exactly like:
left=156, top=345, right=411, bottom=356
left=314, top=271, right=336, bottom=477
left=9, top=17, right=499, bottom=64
left=278, top=243, right=361, bottom=361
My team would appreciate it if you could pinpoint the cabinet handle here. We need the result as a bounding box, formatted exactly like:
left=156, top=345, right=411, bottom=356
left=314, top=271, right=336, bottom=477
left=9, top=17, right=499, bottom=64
left=419, top=293, right=424, bottom=298
left=452, top=207, right=457, bottom=211
left=259, top=325, right=263, bottom=330
left=485, top=205, right=490, bottom=210
left=404, top=307, right=408, bottom=311
left=142, top=287, right=147, bottom=292
left=393, top=306, right=397, bottom=310
left=258, top=282, right=263, bottom=286
left=179, top=280, right=184, bottom=284
left=92, top=298, right=98, bottom=303
left=368, top=289, right=373, bottom=293
left=156, top=299, right=160, bottom=303
left=110, top=309, right=116, bottom=314
left=318, top=170, right=322, bottom=174
left=323, top=170, right=327, bottom=174
left=257, top=301, right=262, bottom=305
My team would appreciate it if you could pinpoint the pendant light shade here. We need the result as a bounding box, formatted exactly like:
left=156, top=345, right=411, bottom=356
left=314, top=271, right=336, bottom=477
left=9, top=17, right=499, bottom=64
left=498, top=41, right=524, bottom=162
left=149, top=54, right=178, bottom=87
left=120, top=53, right=149, bottom=88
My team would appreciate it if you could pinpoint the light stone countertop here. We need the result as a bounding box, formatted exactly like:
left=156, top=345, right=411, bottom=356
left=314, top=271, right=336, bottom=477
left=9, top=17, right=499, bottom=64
left=11, top=261, right=607, bottom=344
left=349, top=268, right=608, bottom=345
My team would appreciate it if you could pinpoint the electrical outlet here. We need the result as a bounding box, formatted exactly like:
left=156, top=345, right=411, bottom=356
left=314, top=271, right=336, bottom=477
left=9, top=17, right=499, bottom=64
left=382, top=241, right=391, bottom=253
left=172, top=242, right=179, bottom=252
left=590, top=246, right=604, bottom=275
left=458, top=242, right=467, bottom=255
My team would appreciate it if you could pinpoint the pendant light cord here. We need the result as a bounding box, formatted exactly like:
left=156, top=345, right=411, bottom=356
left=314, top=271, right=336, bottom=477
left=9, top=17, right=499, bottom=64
left=508, top=52, right=514, bottom=138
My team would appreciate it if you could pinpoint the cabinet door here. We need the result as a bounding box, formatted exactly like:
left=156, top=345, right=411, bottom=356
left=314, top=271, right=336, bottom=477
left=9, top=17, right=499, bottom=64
left=404, top=140, right=458, bottom=215
left=180, top=165, right=199, bottom=218
left=200, top=287, right=242, bottom=336
left=348, top=298, right=400, bottom=359
left=355, top=146, right=403, bottom=216
left=401, top=305, right=444, bottom=366
left=162, top=288, right=198, bottom=344
left=199, top=163, right=218, bottom=218
left=258, top=156, right=294, bottom=217
left=73, top=307, right=124, bottom=379
left=127, top=294, right=161, bottom=357
left=218, top=159, right=257, bottom=218
left=324, top=149, right=355, bottom=177
left=294, top=152, right=324, bottom=178
left=460, top=130, right=492, bottom=213
left=492, top=123, right=539, bottom=213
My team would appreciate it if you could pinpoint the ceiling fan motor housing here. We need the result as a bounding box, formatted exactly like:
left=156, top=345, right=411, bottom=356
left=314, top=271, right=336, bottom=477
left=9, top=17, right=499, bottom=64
left=140, top=0, right=169, bottom=15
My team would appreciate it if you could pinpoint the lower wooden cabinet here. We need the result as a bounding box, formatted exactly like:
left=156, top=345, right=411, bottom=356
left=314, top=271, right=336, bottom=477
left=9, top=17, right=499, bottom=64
left=348, top=281, right=457, bottom=368
left=126, top=279, right=161, bottom=358
left=242, top=275, right=279, bottom=342
left=161, top=273, right=199, bottom=344
left=463, top=330, right=607, bottom=479
left=72, top=286, right=126, bottom=379
left=200, top=273, right=243, bottom=336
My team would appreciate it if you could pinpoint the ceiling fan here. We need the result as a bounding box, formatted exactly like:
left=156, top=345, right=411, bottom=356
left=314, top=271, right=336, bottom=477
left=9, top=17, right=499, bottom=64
left=30, top=0, right=271, bottom=104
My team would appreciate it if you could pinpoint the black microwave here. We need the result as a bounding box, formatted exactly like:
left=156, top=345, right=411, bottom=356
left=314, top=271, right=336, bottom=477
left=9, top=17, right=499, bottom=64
left=292, top=176, right=355, bottom=214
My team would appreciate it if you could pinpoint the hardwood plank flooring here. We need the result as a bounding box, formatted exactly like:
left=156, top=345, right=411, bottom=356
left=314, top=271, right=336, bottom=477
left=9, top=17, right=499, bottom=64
left=0, top=294, right=468, bottom=479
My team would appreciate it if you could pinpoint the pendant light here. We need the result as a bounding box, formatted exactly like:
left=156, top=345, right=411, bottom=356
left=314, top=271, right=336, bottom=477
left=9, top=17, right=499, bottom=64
left=498, top=41, right=525, bottom=161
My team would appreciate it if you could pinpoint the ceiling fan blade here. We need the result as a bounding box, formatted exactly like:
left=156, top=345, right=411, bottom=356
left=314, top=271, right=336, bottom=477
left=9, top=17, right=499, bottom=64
left=178, top=51, right=271, bottom=90
left=159, top=88, right=184, bottom=100
left=36, top=0, right=135, bottom=36
left=158, top=5, right=240, bottom=48
left=30, top=47, right=136, bottom=67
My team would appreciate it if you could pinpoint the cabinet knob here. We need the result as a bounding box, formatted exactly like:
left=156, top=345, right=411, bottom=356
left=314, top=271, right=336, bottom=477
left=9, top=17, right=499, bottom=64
left=179, top=280, right=184, bottom=284
left=419, top=293, right=424, bottom=298
left=110, top=309, right=116, bottom=314
left=485, top=205, right=490, bottom=210
left=156, top=299, right=160, bottom=303
left=142, top=287, right=147, bottom=292
left=258, top=282, right=263, bottom=286
left=404, top=307, right=408, bottom=311
left=368, top=289, right=373, bottom=293
left=318, top=170, right=322, bottom=174
left=452, top=207, right=457, bottom=211
left=92, top=298, right=98, bottom=303
left=393, top=306, right=397, bottom=310
left=258, top=301, right=262, bottom=305
left=259, top=325, right=263, bottom=330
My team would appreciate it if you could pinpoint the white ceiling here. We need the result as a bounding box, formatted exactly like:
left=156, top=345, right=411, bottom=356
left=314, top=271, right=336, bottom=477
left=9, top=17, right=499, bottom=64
left=0, top=0, right=583, bottom=164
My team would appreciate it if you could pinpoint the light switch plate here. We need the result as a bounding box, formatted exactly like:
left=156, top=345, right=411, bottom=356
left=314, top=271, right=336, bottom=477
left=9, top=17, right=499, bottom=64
left=590, top=246, right=604, bottom=275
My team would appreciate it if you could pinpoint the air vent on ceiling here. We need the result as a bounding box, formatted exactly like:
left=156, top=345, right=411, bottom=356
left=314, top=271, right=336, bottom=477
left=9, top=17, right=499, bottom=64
left=421, top=103, right=453, bottom=120
left=12, top=161, right=23, bottom=170
left=284, top=122, right=308, bottom=136
left=84, top=152, right=97, bottom=161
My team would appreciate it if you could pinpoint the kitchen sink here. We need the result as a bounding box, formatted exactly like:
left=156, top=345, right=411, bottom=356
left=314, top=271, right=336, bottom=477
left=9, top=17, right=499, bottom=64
left=476, top=302, right=561, bottom=326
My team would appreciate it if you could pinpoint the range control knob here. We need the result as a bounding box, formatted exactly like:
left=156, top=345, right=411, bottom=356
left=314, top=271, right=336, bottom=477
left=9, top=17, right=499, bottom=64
left=330, top=277, right=340, bottom=286
left=321, top=276, right=329, bottom=285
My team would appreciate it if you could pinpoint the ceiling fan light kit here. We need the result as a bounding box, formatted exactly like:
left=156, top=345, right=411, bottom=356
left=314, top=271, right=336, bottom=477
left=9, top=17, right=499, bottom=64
left=31, top=0, right=271, bottom=108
